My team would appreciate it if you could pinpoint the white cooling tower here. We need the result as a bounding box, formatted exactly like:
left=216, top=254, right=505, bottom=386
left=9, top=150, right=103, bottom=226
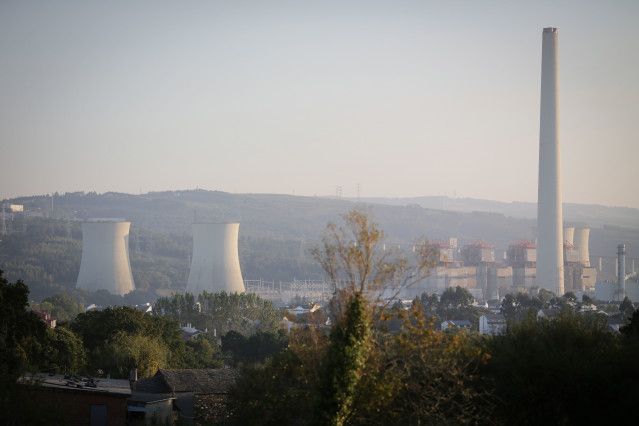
left=573, top=228, right=591, bottom=266
left=186, top=223, right=245, bottom=295
left=563, top=227, right=574, bottom=245
left=76, top=220, right=135, bottom=296
left=536, top=27, right=565, bottom=295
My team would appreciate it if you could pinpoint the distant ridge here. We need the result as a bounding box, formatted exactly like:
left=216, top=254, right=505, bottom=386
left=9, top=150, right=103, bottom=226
left=348, top=196, right=639, bottom=229
left=4, top=190, right=638, bottom=260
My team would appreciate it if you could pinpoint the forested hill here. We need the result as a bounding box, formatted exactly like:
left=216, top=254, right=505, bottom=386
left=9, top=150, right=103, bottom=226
left=1, top=190, right=637, bottom=302
left=7, top=190, right=639, bottom=251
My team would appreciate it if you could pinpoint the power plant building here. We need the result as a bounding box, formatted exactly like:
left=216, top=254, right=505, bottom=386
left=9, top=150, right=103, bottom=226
left=186, top=223, right=246, bottom=295
left=76, top=220, right=135, bottom=296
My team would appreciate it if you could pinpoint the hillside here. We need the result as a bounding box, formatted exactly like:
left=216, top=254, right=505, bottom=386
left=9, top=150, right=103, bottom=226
left=1, top=190, right=637, bottom=302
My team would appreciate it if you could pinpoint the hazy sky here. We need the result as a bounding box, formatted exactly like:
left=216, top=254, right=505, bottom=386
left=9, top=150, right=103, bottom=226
left=1, top=1, right=637, bottom=208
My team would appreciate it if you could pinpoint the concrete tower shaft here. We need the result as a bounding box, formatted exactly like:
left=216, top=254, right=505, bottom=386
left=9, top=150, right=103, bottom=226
left=618, top=244, right=626, bottom=300
left=573, top=228, right=591, bottom=266
left=186, top=223, right=245, bottom=295
left=563, top=227, right=574, bottom=245
left=76, top=221, right=135, bottom=296
left=537, top=27, right=565, bottom=295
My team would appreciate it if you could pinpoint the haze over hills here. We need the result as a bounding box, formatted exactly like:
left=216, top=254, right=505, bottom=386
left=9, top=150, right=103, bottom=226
left=6, top=190, right=639, bottom=259
left=351, top=196, right=639, bottom=230
left=2, top=190, right=638, bottom=302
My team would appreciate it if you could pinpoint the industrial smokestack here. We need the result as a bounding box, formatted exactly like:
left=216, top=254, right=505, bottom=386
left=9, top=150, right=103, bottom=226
left=186, top=223, right=245, bottom=295
left=618, top=244, right=626, bottom=301
left=536, top=27, right=564, bottom=296
left=76, top=220, right=135, bottom=296
left=573, top=228, right=591, bottom=266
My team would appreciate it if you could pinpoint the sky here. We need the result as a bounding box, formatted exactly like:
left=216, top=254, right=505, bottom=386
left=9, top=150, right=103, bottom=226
left=1, top=0, right=637, bottom=208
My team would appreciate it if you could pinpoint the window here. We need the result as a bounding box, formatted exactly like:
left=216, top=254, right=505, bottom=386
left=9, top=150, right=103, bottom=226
left=90, top=405, right=107, bottom=426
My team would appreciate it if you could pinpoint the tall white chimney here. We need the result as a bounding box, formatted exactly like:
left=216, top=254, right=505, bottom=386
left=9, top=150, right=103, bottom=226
left=536, top=27, right=565, bottom=295
left=186, top=223, right=245, bottom=295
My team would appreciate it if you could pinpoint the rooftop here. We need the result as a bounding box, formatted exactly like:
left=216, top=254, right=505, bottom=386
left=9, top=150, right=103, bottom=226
left=21, top=374, right=131, bottom=396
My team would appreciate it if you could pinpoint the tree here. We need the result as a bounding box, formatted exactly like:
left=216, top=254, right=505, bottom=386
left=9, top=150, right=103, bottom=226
left=0, top=271, right=56, bottom=425
left=154, top=292, right=199, bottom=326
left=222, top=330, right=289, bottom=366
left=620, top=296, right=635, bottom=317
left=500, top=292, right=544, bottom=320
left=621, top=310, right=639, bottom=344
left=31, top=293, right=85, bottom=323
left=480, top=311, right=626, bottom=424
left=42, top=326, right=86, bottom=374
left=228, top=327, right=328, bottom=425
left=311, top=208, right=437, bottom=321
left=439, top=286, right=474, bottom=309
left=228, top=209, right=490, bottom=425
left=71, top=306, right=184, bottom=377
left=437, top=286, right=485, bottom=327
left=361, top=304, right=491, bottom=425
left=0, top=270, right=48, bottom=384
left=184, top=333, right=224, bottom=369
left=310, top=208, right=438, bottom=423
left=196, top=291, right=280, bottom=336
left=581, top=293, right=595, bottom=306
left=97, top=332, right=170, bottom=379
left=316, top=293, right=372, bottom=426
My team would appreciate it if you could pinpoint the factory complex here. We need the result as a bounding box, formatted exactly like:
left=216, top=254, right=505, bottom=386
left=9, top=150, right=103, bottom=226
left=70, top=27, right=635, bottom=304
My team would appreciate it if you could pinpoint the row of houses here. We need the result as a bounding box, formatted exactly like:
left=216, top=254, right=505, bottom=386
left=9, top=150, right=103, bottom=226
left=443, top=309, right=629, bottom=336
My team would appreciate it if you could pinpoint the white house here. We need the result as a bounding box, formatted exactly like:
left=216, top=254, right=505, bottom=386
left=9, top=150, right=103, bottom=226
left=441, top=320, right=472, bottom=332
left=479, top=314, right=507, bottom=335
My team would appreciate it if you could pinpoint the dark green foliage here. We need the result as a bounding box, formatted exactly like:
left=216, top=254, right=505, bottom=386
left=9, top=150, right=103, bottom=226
left=228, top=327, right=327, bottom=426
left=31, top=293, right=85, bottom=322
left=228, top=297, right=490, bottom=426
left=619, top=296, right=635, bottom=317
left=480, top=311, right=635, bottom=425
left=183, top=333, right=224, bottom=369
left=581, top=293, right=595, bottom=306
left=0, top=270, right=56, bottom=424
left=316, top=293, right=371, bottom=426
left=620, top=309, right=639, bottom=344
left=437, top=286, right=488, bottom=329
left=439, top=286, right=474, bottom=309
left=156, top=291, right=281, bottom=336
left=411, top=289, right=489, bottom=330
left=153, top=292, right=199, bottom=325
left=500, top=292, right=544, bottom=320
left=0, top=226, right=82, bottom=300
left=41, top=326, right=86, bottom=374
left=221, top=331, right=247, bottom=366
left=70, top=306, right=184, bottom=377
left=0, top=270, right=48, bottom=383
left=222, top=330, right=288, bottom=366
left=362, top=305, right=491, bottom=426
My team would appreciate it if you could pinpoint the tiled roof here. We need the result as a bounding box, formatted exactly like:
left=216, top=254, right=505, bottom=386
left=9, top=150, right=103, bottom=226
left=134, top=375, right=171, bottom=394
left=483, top=313, right=506, bottom=322
left=156, top=368, right=239, bottom=395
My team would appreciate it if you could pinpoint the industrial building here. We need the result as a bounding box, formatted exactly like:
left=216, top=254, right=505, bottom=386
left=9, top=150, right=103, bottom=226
left=404, top=224, right=597, bottom=302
